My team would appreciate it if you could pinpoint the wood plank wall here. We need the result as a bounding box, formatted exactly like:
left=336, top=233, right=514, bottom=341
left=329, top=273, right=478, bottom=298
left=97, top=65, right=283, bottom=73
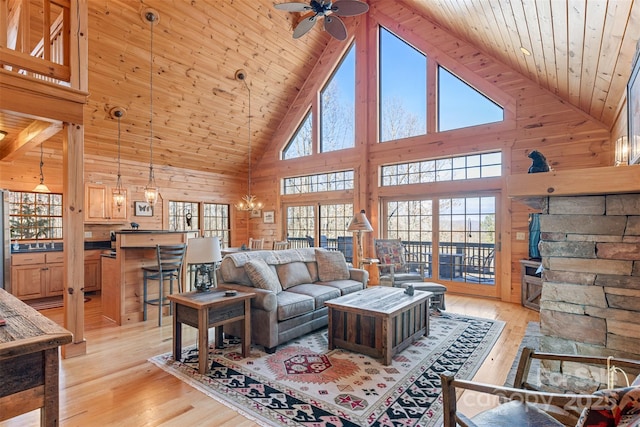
left=250, top=1, right=614, bottom=303
left=0, top=146, right=247, bottom=245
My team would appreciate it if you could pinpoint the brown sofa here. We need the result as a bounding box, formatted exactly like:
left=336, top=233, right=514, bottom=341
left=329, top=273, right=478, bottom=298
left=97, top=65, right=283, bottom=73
left=218, top=247, right=368, bottom=353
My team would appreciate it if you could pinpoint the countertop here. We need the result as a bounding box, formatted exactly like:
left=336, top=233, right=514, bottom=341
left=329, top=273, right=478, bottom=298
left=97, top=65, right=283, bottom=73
left=11, top=240, right=111, bottom=254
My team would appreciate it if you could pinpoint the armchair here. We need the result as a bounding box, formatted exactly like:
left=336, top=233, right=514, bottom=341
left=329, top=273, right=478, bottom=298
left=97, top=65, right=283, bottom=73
left=441, top=347, right=640, bottom=427
left=374, top=239, right=426, bottom=286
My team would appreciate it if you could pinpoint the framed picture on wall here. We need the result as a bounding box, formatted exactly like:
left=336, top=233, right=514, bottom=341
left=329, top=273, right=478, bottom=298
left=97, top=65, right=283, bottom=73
left=134, top=201, right=153, bottom=217
left=263, top=210, right=275, bottom=224
left=628, top=41, right=640, bottom=164
left=250, top=209, right=262, bottom=218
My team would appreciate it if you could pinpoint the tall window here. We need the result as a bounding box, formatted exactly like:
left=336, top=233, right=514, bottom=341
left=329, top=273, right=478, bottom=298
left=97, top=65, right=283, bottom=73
left=9, top=191, right=63, bottom=240
left=379, top=27, right=427, bottom=142
left=384, top=199, right=433, bottom=273
left=168, top=201, right=199, bottom=232
left=285, top=203, right=354, bottom=261
left=282, top=111, right=312, bottom=159
left=321, top=44, right=355, bottom=152
left=438, top=67, right=504, bottom=131
left=203, top=203, right=230, bottom=247
left=439, top=196, right=495, bottom=283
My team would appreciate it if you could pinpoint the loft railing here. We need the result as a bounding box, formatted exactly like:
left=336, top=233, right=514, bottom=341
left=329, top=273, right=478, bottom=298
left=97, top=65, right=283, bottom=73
left=0, top=0, right=71, bottom=84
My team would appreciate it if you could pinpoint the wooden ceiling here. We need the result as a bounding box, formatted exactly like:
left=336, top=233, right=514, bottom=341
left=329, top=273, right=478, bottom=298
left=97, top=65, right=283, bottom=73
left=1, top=0, right=639, bottom=176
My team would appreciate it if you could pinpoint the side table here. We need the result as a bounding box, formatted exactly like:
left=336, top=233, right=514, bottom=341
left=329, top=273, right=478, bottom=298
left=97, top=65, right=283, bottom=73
left=168, top=290, right=255, bottom=374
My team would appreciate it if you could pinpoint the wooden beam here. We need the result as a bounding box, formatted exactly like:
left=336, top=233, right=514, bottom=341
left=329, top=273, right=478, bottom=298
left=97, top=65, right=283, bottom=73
left=62, top=0, right=88, bottom=359
left=507, top=166, right=640, bottom=198
left=0, top=120, right=62, bottom=161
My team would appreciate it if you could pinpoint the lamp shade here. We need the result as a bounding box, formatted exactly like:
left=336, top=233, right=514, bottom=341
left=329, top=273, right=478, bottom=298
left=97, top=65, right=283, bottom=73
left=347, top=210, right=373, bottom=232
left=186, top=236, right=223, bottom=264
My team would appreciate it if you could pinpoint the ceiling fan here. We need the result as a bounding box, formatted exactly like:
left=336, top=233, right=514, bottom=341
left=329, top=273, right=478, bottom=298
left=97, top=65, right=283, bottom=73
left=275, top=0, right=369, bottom=41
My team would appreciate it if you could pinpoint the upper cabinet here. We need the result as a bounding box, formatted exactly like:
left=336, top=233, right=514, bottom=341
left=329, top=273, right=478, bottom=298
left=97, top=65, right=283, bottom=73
left=85, top=184, right=127, bottom=223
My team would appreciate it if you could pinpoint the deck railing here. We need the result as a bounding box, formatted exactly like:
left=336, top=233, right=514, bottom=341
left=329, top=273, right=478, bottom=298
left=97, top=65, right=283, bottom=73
left=1, top=0, right=71, bottom=84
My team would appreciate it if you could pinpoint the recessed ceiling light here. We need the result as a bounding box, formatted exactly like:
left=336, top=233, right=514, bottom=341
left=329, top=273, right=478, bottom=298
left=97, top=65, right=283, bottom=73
left=520, top=47, right=532, bottom=56
left=0, top=130, right=7, bottom=141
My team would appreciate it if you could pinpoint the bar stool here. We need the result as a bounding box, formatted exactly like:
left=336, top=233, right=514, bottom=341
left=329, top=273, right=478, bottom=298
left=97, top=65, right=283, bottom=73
left=143, top=244, right=186, bottom=326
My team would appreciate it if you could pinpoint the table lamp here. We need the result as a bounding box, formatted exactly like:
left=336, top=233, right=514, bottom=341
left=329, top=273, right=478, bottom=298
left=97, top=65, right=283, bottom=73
left=347, top=209, right=373, bottom=268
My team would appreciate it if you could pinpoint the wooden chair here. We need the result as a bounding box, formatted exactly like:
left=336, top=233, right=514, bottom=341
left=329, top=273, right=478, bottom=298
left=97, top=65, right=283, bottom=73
left=248, top=238, right=264, bottom=249
left=272, top=241, right=289, bottom=250
left=440, top=347, right=640, bottom=427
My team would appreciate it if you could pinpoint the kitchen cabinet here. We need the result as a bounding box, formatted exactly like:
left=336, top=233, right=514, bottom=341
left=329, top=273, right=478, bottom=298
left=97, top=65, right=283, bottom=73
left=11, top=252, right=64, bottom=300
left=84, top=250, right=103, bottom=292
left=85, top=183, right=127, bottom=223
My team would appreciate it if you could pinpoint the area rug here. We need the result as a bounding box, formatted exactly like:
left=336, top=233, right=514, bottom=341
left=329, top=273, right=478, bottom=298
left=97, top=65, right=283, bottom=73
left=149, top=312, right=504, bottom=426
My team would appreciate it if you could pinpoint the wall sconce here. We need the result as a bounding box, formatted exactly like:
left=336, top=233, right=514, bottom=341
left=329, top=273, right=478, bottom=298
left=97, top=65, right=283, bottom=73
left=615, top=135, right=629, bottom=166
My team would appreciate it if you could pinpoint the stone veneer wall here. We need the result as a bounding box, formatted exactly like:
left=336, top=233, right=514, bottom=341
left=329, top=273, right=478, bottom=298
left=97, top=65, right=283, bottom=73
left=538, top=194, right=640, bottom=360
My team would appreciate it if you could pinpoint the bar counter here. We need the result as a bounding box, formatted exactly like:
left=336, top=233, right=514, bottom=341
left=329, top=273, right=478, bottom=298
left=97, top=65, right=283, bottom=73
left=101, top=230, right=197, bottom=325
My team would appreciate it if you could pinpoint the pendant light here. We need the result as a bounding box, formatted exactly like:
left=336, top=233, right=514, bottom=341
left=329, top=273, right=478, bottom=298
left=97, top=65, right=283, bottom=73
left=143, top=10, right=159, bottom=206
left=111, top=106, right=126, bottom=210
left=33, top=142, right=51, bottom=193
left=234, top=69, right=262, bottom=211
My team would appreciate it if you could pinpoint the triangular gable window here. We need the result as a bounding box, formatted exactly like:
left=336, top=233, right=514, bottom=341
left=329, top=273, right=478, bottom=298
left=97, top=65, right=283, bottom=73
left=438, top=67, right=504, bottom=131
left=282, top=111, right=312, bottom=160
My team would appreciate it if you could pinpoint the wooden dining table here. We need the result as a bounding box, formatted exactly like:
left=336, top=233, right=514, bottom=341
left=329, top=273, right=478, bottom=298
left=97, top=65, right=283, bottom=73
left=0, top=288, right=72, bottom=426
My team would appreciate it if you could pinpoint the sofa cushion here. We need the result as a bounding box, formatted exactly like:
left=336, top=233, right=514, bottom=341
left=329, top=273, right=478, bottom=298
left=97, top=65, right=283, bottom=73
left=277, top=291, right=315, bottom=321
left=317, top=279, right=364, bottom=295
left=315, top=249, right=349, bottom=281
left=287, top=284, right=341, bottom=308
left=306, top=262, right=319, bottom=282
left=276, top=262, right=313, bottom=289
left=244, top=259, right=282, bottom=293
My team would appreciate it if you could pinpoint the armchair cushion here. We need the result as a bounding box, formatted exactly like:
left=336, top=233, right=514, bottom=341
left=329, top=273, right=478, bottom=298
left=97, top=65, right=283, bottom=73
left=315, top=249, right=350, bottom=281
left=471, top=400, right=564, bottom=427
left=375, top=239, right=406, bottom=274
left=244, top=259, right=282, bottom=293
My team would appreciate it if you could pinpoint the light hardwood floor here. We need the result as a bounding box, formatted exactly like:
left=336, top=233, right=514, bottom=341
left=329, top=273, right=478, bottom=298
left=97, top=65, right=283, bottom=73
left=1, top=293, right=539, bottom=426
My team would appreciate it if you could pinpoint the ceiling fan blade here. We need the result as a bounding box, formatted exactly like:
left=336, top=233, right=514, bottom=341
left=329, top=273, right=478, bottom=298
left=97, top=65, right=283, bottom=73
left=293, top=15, right=318, bottom=39
left=274, top=2, right=312, bottom=12
left=331, top=0, right=369, bottom=17
left=324, top=15, right=347, bottom=41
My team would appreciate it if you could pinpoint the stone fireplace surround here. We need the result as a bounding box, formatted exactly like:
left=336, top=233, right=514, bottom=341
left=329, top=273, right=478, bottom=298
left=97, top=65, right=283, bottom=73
left=537, top=194, right=640, bottom=362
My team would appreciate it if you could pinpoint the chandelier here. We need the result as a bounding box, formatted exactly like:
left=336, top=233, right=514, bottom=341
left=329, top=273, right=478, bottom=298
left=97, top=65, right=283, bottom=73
left=234, top=69, right=262, bottom=211
left=143, top=10, right=159, bottom=206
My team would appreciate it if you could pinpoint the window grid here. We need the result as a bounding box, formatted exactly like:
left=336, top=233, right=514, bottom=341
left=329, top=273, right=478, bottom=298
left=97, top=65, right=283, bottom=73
left=385, top=199, right=433, bottom=271
left=168, top=201, right=199, bottom=232
left=286, top=205, right=315, bottom=243
left=9, top=191, right=63, bottom=240
left=283, top=170, right=354, bottom=194
left=203, top=203, right=230, bottom=248
left=381, top=151, right=502, bottom=186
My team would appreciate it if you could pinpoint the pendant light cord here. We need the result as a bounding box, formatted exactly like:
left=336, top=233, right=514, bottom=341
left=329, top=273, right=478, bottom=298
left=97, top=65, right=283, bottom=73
left=116, top=114, right=122, bottom=182
left=148, top=12, right=155, bottom=180
left=39, top=143, right=45, bottom=184
left=244, top=79, right=251, bottom=196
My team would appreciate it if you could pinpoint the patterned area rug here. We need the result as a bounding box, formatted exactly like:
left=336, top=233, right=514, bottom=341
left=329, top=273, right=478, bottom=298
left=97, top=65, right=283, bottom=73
left=149, top=312, right=504, bottom=426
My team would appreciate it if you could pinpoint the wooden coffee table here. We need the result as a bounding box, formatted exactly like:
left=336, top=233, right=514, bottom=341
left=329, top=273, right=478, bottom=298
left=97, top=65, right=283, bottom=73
left=168, top=290, right=255, bottom=374
left=325, top=287, right=431, bottom=365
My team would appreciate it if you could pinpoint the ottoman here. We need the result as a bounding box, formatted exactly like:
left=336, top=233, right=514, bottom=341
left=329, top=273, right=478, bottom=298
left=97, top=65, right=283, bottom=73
left=400, top=282, right=447, bottom=311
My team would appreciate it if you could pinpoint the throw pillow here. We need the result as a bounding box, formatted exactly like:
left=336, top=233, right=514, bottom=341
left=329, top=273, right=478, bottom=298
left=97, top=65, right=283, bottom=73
left=276, top=262, right=313, bottom=289
left=244, top=259, right=282, bottom=293
left=577, top=386, right=640, bottom=427
left=315, top=249, right=349, bottom=281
